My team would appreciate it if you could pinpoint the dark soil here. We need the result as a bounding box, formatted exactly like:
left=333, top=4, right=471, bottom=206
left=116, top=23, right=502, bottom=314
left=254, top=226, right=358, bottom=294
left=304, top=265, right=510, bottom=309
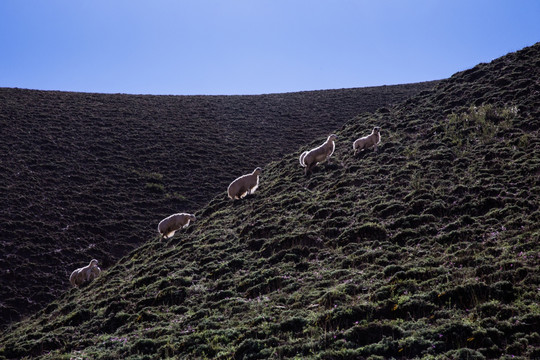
left=0, top=82, right=437, bottom=329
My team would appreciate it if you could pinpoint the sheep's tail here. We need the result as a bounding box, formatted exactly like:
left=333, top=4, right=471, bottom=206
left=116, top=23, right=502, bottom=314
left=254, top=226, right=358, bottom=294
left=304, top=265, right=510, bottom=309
left=69, top=272, right=76, bottom=287
left=299, top=151, right=308, bottom=167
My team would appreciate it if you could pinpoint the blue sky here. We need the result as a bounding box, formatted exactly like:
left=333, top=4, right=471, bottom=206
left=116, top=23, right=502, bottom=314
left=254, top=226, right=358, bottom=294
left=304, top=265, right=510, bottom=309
left=1, top=1, right=539, bottom=95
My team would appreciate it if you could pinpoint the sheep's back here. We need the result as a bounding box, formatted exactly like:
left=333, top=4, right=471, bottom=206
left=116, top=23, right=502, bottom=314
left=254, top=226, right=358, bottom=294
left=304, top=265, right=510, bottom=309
left=167, top=214, right=189, bottom=231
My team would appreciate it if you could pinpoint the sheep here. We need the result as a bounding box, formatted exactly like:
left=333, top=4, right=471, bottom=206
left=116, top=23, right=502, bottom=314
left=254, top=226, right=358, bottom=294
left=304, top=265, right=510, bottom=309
left=88, top=265, right=101, bottom=281
left=353, top=127, right=381, bottom=155
left=227, top=167, right=262, bottom=200
left=158, top=213, right=196, bottom=239
left=299, top=134, right=337, bottom=175
left=70, top=259, right=100, bottom=287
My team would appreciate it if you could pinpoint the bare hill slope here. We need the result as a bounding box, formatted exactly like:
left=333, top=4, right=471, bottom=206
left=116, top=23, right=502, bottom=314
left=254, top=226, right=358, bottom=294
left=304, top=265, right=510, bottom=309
left=0, top=82, right=437, bottom=328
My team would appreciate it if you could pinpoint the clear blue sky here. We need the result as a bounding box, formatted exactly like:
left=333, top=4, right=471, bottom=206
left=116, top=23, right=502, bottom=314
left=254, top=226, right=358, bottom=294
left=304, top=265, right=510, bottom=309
left=1, top=1, right=539, bottom=95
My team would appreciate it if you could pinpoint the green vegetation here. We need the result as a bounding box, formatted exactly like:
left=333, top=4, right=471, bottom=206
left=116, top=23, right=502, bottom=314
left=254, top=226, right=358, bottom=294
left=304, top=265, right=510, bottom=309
left=443, top=104, right=516, bottom=146
left=0, top=43, right=539, bottom=359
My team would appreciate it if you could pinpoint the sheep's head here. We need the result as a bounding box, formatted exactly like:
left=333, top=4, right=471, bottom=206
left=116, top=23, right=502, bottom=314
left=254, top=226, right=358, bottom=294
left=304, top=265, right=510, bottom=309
left=328, top=134, right=338, bottom=142
left=373, top=127, right=381, bottom=134
left=189, top=214, right=197, bottom=222
left=253, top=167, right=262, bottom=175
left=89, top=259, right=99, bottom=267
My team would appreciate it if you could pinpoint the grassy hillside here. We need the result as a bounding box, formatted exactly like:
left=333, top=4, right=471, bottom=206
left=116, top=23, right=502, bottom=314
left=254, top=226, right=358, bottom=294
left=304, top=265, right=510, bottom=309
left=0, top=82, right=437, bottom=328
left=1, top=41, right=540, bottom=359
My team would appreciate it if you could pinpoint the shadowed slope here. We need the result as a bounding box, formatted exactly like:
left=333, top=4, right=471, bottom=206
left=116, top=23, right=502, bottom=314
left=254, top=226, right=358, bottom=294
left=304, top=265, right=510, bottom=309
left=0, top=83, right=437, bottom=328
left=1, top=42, right=539, bottom=359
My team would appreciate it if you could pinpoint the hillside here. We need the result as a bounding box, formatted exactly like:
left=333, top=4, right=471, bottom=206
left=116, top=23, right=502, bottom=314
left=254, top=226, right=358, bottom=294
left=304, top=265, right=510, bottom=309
left=1, top=40, right=540, bottom=359
left=0, top=82, right=437, bottom=328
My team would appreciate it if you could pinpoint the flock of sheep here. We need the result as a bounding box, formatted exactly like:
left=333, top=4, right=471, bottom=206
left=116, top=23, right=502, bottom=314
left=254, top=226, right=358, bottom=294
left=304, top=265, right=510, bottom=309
left=69, top=127, right=381, bottom=287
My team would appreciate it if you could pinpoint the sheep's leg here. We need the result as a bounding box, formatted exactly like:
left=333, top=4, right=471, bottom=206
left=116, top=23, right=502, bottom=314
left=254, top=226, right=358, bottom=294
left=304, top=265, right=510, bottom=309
left=237, top=186, right=247, bottom=199
left=304, top=162, right=310, bottom=175
left=235, top=187, right=243, bottom=199
left=373, top=144, right=378, bottom=153
left=322, top=156, right=329, bottom=165
left=306, top=162, right=315, bottom=176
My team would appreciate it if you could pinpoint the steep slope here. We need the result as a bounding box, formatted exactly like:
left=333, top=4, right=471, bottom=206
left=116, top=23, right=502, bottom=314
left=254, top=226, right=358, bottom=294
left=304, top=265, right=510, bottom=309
left=0, top=82, right=437, bottom=328
left=1, top=42, right=539, bottom=359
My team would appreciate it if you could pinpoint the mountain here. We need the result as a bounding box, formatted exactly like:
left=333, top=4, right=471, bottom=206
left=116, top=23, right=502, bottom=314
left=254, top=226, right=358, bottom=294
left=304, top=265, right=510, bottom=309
left=0, top=82, right=437, bottom=329
left=1, top=42, right=540, bottom=359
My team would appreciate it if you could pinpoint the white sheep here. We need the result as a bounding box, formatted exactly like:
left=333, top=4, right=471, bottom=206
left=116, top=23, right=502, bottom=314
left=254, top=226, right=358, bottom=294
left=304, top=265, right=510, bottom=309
left=70, top=259, right=101, bottom=287
left=88, top=265, right=101, bottom=281
left=158, top=213, right=196, bottom=239
left=299, top=134, right=337, bottom=175
left=353, top=127, right=381, bottom=155
left=227, top=167, right=262, bottom=200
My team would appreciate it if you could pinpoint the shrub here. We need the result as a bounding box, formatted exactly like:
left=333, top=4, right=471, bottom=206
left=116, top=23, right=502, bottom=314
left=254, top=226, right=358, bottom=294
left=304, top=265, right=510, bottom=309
left=131, top=338, right=157, bottom=355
